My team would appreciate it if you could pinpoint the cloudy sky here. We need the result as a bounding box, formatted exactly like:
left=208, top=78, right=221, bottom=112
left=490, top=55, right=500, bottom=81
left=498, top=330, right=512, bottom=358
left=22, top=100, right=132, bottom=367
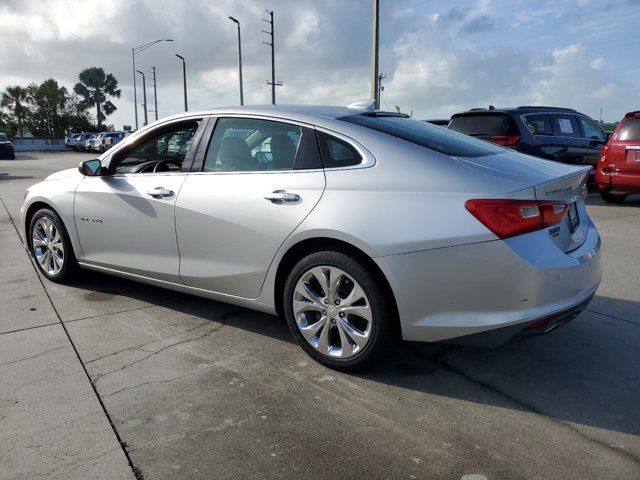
left=1, top=0, right=639, bottom=129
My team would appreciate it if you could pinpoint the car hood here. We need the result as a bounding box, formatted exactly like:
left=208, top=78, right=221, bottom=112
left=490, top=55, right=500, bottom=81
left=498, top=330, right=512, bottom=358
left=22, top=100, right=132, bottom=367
left=455, top=150, right=590, bottom=202
left=44, top=167, right=82, bottom=181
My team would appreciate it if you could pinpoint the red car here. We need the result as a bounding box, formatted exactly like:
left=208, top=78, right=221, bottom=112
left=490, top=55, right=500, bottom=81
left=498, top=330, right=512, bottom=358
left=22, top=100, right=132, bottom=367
left=596, top=110, right=640, bottom=203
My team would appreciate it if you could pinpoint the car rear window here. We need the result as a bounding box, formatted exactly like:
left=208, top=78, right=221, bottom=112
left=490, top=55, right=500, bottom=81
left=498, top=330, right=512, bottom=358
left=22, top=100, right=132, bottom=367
left=448, top=114, right=518, bottom=136
left=618, top=118, right=640, bottom=141
left=339, top=114, right=504, bottom=158
left=317, top=131, right=362, bottom=168
left=0, top=133, right=8, bottom=142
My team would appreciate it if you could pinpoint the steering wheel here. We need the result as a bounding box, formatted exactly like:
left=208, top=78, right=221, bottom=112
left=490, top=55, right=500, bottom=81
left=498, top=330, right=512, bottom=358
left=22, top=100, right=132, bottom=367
left=153, top=159, right=182, bottom=173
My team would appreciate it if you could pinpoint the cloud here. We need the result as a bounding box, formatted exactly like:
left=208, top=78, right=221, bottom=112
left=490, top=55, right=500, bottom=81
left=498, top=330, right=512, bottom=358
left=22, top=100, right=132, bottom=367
left=0, top=0, right=637, bottom=128
left=590, top=57, right=606, bottom=70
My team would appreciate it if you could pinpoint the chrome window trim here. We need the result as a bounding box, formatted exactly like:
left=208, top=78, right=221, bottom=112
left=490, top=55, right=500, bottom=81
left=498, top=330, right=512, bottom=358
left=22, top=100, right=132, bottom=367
left=101, top=113, right=376, bottom=173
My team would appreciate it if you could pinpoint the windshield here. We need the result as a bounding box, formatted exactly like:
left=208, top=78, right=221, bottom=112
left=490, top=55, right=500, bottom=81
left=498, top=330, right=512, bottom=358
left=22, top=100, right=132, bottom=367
left=339, top=114, right=504, bottom=157
left=0, top=133, right=8, bottom=142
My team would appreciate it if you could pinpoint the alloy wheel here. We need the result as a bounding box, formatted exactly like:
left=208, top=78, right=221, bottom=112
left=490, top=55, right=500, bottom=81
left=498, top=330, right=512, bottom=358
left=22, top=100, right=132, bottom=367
left=293, top=266, right=373, bottom=359
left=32, top=217, right=65, bottom=276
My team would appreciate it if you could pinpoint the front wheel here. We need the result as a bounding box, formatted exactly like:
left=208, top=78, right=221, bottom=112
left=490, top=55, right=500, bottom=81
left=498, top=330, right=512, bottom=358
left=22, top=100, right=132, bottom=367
left=29, top=208, right=77, bottom=282
left=601, top=191, right=627, bottom=204
left=283, top=251, right=390, bottom=371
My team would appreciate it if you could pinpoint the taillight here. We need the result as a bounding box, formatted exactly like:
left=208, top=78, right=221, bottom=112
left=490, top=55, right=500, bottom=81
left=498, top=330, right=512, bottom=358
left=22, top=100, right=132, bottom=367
left=465, top=199, right=568, bottom=239
left=488, top=134, right=520, bottom=146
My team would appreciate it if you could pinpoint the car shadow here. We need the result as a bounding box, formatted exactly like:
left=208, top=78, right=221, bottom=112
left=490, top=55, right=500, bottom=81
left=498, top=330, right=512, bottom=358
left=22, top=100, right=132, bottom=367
left=587, top=194, right=640, bottom=207
left=67, top=270, right=640, bottom=438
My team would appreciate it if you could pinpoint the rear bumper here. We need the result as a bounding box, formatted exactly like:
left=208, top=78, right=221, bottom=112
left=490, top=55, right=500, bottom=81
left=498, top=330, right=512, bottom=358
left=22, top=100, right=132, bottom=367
left=375, top=219, right=601, bottom=344
left=436, top=290, right=595, bottom=346
left=596, top=170, right=640, bottom=193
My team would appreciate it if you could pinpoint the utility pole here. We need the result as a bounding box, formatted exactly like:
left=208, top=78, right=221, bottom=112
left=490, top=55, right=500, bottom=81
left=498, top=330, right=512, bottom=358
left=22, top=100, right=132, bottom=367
left=151, top=66, right=158, bottom=121
left=229, top=16, right=244, bottom=105
left=175, top=54, right=188, bottom=111
left=262, top=10, right=282, bottom=105
left=136, top=70, right=148, bottom=126
left=371, top=0, right=380, bottom=109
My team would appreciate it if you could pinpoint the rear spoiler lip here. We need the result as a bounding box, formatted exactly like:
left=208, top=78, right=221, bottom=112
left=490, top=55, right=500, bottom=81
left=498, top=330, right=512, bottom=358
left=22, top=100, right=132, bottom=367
left=624, top=111, right=640, bottom=118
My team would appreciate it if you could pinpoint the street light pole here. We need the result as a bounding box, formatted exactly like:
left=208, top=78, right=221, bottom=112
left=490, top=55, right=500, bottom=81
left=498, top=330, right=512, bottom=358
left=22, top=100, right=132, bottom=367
left=131, top=39, right=173, bottom=129
left=151, top=66, right=158, bottom=121
left=136, top=70, right=148, bottom=126
left=175, top=54, right=188, bottom=111
left=132, top=48, right=137, bottom=129
left=229, top=16, right=244, bottom=105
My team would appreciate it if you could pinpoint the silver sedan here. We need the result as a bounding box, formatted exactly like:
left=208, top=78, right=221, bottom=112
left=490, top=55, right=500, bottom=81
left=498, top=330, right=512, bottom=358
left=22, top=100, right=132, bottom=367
left=20, top=105, right=602, bottom=370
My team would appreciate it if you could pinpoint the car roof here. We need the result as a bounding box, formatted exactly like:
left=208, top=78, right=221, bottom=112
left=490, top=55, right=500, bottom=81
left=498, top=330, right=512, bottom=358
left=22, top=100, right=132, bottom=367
left=453, top=105, right=581, bottom=116
left=155, top=104, right=400, bottom=129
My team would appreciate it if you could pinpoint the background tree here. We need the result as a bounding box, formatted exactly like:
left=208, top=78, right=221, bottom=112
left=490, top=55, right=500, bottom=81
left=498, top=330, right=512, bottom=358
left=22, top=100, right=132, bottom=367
left=26, top=79, right=69, bottom=139
left=0, top=86, right=29, bottom=137
left=73, top=67, right=121, bottom=129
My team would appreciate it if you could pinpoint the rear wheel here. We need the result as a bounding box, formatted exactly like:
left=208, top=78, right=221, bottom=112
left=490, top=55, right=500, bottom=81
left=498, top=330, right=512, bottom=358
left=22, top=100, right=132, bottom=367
left=601, top=191, right=627, bottom=204
left=29, top=208, right=77, bottom=283
left=283, top=251, right=390, bottom=371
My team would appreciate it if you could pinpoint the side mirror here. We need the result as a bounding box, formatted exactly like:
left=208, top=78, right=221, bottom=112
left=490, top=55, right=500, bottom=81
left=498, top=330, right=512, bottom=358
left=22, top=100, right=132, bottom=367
left=78, top=159, right=103, bottom=176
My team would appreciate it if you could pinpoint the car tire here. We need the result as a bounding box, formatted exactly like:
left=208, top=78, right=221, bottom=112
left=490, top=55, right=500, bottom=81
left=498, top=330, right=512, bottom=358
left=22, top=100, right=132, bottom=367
left=29, top=208, right=78, bottom=283
left=10, top=153, right=15, bottom=159
left=601, top=191, right=627, bottom=204
left=283, top=251, right=391, bottom=371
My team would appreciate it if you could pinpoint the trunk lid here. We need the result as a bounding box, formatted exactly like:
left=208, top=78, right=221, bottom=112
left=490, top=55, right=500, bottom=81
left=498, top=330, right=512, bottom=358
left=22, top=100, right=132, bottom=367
left=456, top=150, right=590, bottom=252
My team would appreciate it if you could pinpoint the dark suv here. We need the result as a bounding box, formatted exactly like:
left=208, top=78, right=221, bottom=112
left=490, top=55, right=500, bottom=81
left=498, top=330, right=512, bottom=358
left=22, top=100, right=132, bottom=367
left=448, top=106, right=607, bottom=168
left=0, top=132, right=15, bottom=159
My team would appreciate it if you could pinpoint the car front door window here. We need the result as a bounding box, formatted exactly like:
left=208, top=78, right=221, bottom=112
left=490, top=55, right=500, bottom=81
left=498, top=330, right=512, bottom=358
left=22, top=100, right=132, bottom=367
left=579, top=117, right=605, bottom=141
left=111, top=122, right=199, bottom=174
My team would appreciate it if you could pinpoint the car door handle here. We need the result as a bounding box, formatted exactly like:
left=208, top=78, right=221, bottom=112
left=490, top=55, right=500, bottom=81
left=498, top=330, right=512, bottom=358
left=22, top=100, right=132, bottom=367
left=264, top=190, right=300, bottom=204
left=147, top=187, right=174, bottom=198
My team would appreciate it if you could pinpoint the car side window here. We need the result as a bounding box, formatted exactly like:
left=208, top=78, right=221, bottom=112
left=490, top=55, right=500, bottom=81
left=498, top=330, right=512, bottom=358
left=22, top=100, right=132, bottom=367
left=523, top=114, right=552, bottom=135
left=203, top=118, right=302, bottom=172
left=578, top=117, right=605, bottom=141
left=111, top=121, right=199, bottom=174
left=551, top=115, right=580, bottom=138
left=316, top=131, right=362, bottom=168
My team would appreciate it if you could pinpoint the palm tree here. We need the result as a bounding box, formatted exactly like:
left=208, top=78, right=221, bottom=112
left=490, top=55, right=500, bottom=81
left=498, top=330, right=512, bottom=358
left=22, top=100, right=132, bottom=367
left=1, top=86, right=29, bottom=137
left=73, top=67, right=121, bottom=128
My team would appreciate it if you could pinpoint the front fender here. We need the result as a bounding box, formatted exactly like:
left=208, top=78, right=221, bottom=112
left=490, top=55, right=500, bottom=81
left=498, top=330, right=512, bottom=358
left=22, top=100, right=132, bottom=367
left=20, top=178, right=83, bottom=260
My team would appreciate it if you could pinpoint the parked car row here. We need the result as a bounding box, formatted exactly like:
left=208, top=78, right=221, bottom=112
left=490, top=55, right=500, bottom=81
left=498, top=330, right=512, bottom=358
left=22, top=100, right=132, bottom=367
left=435, top=105, right=638, bottom=204
left=66, top=131, right=130, bottom=153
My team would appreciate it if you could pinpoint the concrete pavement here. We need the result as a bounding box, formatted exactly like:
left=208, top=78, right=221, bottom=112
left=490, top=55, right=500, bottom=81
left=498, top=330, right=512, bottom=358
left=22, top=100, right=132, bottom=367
left=1, top=152, right=639, bottom=479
